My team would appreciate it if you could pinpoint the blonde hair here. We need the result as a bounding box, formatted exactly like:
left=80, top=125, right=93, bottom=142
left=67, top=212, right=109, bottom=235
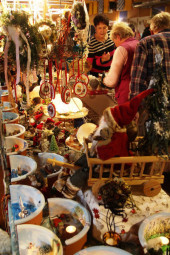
left=111, top=22, right=134, bottom=40
left=150, top=12, right=170, bottom=33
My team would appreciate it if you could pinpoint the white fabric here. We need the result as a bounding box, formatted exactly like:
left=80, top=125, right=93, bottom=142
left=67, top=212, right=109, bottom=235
left=80, top=189, right=170, bottom=243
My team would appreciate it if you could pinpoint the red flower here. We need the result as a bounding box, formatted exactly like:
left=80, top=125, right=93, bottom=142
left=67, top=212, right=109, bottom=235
left=53, top=218, right=62, bottom=227
left=122, top=218, right=128, bottom=222
left=97, top=195, right=102, bottom=200
left=92, top=208, right=99, bottom=214
left=131, top=208, right=136, bottom=214
left=121, top=229, right=125, bottom=234
left=95, top=213, right=100, bottom=219
left=14, top=144, right=19, bottom=149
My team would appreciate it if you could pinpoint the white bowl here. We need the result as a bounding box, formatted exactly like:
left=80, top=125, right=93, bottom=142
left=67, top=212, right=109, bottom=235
left=74, top=245, right=132, bottom=255
left=76, top=123, right=97, bottom=145
left=5, top=137, right=28, bottom=156
left=38, top=152, right=64, bottom=178
left=9, top=155, right=37, bottom=183
left=5, top=124, right=25, bottom=139
left=10, top=184, right=45, bottom=225
left=17, top=224, right=63, bottom=255
left=48, top=198, right=91, bottom=246
left=2, top=112, right=19, bottom=124
left=138, top=212, right=170, bottom=249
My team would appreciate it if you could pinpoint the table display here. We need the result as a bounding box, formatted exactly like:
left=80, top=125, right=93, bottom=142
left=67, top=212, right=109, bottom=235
left=0, top=4, right=169, bottom=255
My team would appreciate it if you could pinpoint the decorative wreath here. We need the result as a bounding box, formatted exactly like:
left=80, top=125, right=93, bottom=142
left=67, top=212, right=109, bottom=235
left=1, top=11, right=42, bottom=70
left=71, top=3, right=86, bottom=30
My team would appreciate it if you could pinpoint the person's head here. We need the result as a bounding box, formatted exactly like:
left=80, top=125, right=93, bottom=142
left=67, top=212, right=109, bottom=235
left=128, top=23, right=135, bottom=33
left=111, top=22, right=134, bottom=47
left=143, top=19, right=150, bottom=28
left=93, top=14, right=109, bottom=27
left=93, top=15, right=109, bottom=40
left=150, top=12, right=170, bottom=34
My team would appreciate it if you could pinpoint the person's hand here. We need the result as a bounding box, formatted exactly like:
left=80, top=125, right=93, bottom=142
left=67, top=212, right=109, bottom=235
left=101, top=52, right=110, bottom=63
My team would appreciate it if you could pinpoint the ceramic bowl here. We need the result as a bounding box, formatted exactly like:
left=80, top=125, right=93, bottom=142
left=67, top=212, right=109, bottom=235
left=9, top=155, right=37, bottom=183
left=5, top=124, right=25, bottom=139
left=74, top=245, right=132, bottom=255
left=5, top=137, right=28, bottom=156
left=2, top=112, right=19, bottom=124
left=2, top=102, right=18, bottom=112
left=138, top=212, right=170, bottom=250
left=38, top=152, right=64, bottom=177
left=10, top=184, right=45, bottom=225
left=17, top=224, right=63, bottom=255
left=48, top=198, right=91, bottom=255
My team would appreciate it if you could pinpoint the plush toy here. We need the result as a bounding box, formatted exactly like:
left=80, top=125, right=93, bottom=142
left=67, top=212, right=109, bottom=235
left=89, top=88, right=154, bottom=160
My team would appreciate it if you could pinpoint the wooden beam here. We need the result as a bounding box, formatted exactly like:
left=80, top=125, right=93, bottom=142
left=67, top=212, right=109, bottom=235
left=104, top=0, right=109, bottom=13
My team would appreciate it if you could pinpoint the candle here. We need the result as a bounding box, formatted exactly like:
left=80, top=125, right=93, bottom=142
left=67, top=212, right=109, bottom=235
left=106, top=237, right=117, bottom=246
left=66, top=225, right=76, bottom=234
left=103, top=231, right=121, bottom=246
left=147, top=236, right=169, bottom=249
left=159, top=236, right=169, bottom=245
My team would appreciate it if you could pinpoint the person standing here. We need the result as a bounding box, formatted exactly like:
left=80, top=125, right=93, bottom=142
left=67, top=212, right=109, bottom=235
left=130, top=12, right=170, bottom=136
left=141, top=20, right=151, bottom=39
left=130, top=11, right=170, bottom=99
left=87, top=14, right=115, bottom=77
left=102, top=22, right=138, bottom=105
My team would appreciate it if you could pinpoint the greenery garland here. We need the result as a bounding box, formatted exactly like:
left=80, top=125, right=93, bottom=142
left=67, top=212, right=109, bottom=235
left=1, top=11, right=42, bottom=70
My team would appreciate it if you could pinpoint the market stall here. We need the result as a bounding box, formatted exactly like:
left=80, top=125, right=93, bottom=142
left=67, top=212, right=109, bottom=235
left=0, top=2, right=170, bottom=255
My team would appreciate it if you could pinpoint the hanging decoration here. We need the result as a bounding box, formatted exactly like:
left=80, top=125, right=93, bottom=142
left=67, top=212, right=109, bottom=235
left=39, top=60, right=55, bottom=100
left=76, top=57, right=89, bottom=85
left=71, top=2, right=86, bottom=30
left=74, top=81, right=87, bottom=98
left=69, top=56, right=76, bottom=88
left=47, top=102, right=56, bottom=118
left=74, top=58, right=87, bottom=98
left=1, top=11, right=42, bottom=70
left=37, top=20, right=57, bottom=58
left=61, top=62, right=71, bottom=104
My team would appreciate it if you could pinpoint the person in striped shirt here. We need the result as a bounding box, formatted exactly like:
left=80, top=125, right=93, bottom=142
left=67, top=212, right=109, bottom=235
left=86, top=14, right=116, bottom=77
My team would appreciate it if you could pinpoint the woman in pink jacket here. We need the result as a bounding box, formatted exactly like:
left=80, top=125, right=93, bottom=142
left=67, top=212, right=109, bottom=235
left=103, top=22, right=138, bottom=105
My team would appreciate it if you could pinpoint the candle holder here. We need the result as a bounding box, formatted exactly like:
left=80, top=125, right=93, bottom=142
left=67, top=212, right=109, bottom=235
left=103, top=231, right=121, bottom=247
